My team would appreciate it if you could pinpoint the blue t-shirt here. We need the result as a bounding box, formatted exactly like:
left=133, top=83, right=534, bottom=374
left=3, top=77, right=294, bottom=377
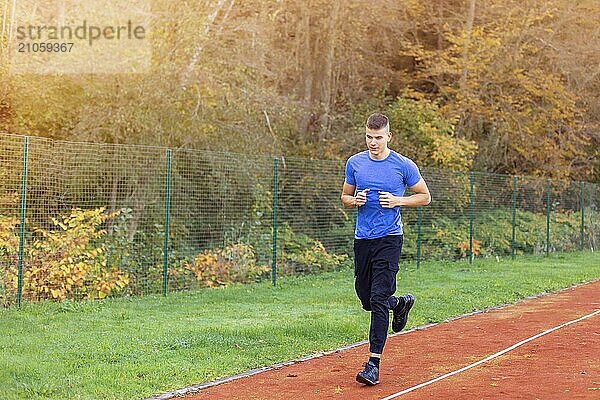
left=345, top=150, right=422, bottom=239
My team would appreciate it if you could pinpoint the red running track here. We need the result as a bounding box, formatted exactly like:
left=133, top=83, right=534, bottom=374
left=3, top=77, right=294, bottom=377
left=165, top=280, right=600, bottom=400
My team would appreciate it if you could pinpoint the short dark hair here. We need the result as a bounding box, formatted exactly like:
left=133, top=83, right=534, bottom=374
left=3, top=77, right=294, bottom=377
left=366, top=113, right=389, bottom=131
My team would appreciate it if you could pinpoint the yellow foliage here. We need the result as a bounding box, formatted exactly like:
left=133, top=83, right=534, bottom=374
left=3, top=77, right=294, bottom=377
left=457, top=239, right=482, bottom=258
left=401, top=2, right=590, bottom=178
left=181, top=243, right=270, bottom=288
left=0, top=208, right=129, bottom=301
left=387, top=94, right=477, bottom=171
left=0, top=216, right=20, bottom=253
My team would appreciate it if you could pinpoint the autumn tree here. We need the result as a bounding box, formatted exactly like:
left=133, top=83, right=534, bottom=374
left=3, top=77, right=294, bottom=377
left=399, top=0, right=598, bottom=179
left=1, top=0, right=598, bottom=181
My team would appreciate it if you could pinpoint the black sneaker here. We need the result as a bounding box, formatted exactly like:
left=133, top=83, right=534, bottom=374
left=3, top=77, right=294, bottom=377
left=392, top=293, right=415, bottom=333
left=356, top=360, right=379, bottom=385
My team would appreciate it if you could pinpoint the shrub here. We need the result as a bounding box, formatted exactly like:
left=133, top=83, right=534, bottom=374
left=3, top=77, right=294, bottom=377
left=178, top=243, right=270, bottom=288
left=401, top=208, right=595, bottom=261
left=277, top=225, right=350, bottom=275
left=280, top=240, right=350, bottom=275
left=0, top=215, right=20, bottom=305
left=101, top=208, right=166, bottom=295
left=0, top=208, right=129, bottom=301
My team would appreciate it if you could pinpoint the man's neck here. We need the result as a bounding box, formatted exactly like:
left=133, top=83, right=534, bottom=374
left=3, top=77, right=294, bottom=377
left=369, top=148, right=390, bottom=160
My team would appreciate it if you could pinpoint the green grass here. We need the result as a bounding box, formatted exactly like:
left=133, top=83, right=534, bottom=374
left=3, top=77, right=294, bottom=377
left=1, top=252, right=599, bottom=400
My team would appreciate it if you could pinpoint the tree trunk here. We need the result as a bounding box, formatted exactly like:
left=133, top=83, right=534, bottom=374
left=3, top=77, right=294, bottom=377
left=457, top=0, right=476, bottom=139
left=180, top=0, right=235, bottom=89
left=107, top=161, right=119, bottom=235
left=298, top=3, right=314, bottom=139
left=460, top=0, right=476, bottom=91
left=320, top=1, right=340, bottom=139
left=127, top=176, right=146, bottom=242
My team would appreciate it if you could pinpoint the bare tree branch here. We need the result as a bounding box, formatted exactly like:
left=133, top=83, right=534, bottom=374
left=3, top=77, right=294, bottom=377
left=180, top=0, right=235, bottom=89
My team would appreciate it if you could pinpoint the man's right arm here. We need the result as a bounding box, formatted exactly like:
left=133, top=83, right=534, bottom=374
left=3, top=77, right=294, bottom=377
left=341, top=183, right=357, bottom=209
left=342, top=183, right=370, bottom=209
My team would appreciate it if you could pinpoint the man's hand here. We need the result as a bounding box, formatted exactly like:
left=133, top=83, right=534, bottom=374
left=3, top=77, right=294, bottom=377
left=355, top=188, right=370, bottom=207
left=379, top=191, right=399, bottom=208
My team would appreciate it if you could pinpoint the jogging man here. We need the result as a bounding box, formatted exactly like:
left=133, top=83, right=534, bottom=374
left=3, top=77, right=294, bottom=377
left=341, top=112, right=431, bottom=386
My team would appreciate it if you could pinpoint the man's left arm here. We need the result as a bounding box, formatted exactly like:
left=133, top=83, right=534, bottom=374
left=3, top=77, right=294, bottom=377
left=379, top=178, right=431, bottom=208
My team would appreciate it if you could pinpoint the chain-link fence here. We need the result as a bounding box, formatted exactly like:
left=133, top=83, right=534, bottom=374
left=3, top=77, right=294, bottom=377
left=1, top=133, right=598, bottom=305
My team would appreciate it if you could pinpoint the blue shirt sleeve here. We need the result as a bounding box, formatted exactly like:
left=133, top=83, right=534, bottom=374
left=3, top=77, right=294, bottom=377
left=345, top=159, right=356, bottom=186
left=404, top=158, right=422, bottom=187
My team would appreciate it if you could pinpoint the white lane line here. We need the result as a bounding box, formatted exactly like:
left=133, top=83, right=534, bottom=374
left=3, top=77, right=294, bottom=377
left=381, top=309, right=600, bottom=400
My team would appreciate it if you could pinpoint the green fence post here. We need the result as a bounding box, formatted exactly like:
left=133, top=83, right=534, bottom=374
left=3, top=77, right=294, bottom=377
left=272, top=157, right=279, bottom=286
left=469, top=172, right=475, bottom=264
left=546, top=178, right=551, bottom=256
left=511, top=176, right=517, bottom=260
left=416, top=207, right=422, bottom=269
left=17, top=136, right=29, bottom=308
left=163, top=149, right=172, bottom=296
left=580, top=181, right=585, bottom=251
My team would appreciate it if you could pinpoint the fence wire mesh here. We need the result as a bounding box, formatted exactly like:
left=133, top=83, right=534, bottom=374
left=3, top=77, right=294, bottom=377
left=0, top=132, right=598, bottom=304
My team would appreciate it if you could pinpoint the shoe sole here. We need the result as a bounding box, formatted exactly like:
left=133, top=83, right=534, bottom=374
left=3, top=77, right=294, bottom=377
left=392, top=294, right=415, bottom=333
left=356, top=373, right=379, bottom=386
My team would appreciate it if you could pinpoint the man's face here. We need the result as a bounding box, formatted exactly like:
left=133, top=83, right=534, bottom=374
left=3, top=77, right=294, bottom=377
left=365, top=127, right=391, bottom=159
